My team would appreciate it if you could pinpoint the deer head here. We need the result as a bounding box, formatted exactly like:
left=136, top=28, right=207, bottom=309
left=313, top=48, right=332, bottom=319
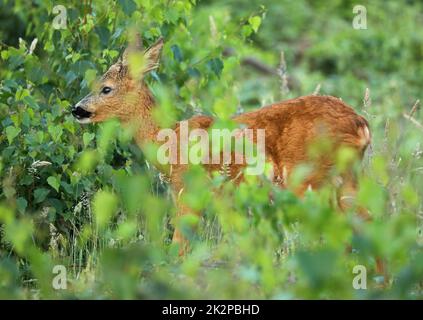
left=71, top=35, right=164, bottom=126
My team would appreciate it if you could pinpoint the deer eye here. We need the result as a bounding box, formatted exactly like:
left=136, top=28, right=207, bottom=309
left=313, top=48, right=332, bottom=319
left=101, top=86, right=112, bottom=95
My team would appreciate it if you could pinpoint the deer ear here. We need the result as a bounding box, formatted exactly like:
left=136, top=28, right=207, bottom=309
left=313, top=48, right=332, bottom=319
left=121, top=32, right=144, bottom=65
left=143, top=37, right=164, bottom=73
left=121, top=48, right=130, bottom=65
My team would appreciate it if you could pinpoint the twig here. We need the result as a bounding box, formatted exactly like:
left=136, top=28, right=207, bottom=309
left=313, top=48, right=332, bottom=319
left=0, top=40, right=10, bottom=48
left=312, top=83, right=321, bottom=96
left=209, top=15, right=218, bottom=39
left=223, top=48, right=277, bottom=75
left=222, top=47, right=300, bottom=90
left=277, top=50, right=289, bottom=96
left=363, top=87, right=371, bottom=109
left=241, top=56, right=277, bottom=75
left=409, top=99, right=420, bottom=118
left=403, top=112, right=423, bottom=133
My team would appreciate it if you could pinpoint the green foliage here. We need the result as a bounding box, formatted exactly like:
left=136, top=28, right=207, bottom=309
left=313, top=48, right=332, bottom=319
left=0, top=0, right=422, bottom=299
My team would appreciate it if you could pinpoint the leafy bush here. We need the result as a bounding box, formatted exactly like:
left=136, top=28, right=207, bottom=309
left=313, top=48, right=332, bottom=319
left=0, top=0, right=422, bottom=299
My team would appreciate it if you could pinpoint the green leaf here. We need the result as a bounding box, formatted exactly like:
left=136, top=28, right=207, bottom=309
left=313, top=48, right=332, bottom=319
left=16, top=197, right=27, bottom=214
left=95, top=26, right=111, bottom=46
left=118, top=0, right=137, bottom=16
left=357, top=177, right=386, bottom=217
left=0, top=205, right=14, bottom=224
left=187, top=67, right=201, bottom=78
left=4, top=219, right=33, bottom=255
left=212, top=94, right=237, bottom=119
left=206, top=58, right=224, bottom=78
left=48, top=125, right=63, bottom=142
left=242, top=24, right=253, bottom=37
left=93, top=190, right=118, bottom=229
left=248, top=16, right=262, bottom=33
left=23, top=96, right=39, bottom=110
left=83, top=132, right=95, bottom=147
left=48, top=198, right=64, bottom=215
left=171, top=44, right=183, bottom=62
left=34, top=188, right=50, bottom=203
left=65, top=71, right=78, bottom=85
left=84, top=69, right=97, bottom=88
left=47, top=176, right=60, bottom=192
left=1, top=50, right=9, bottom=60
left=75, top=149, right=99, bottom=174
left=296, top=249, right=338, bottom=289
left=5, top=126, right=21, bottom=144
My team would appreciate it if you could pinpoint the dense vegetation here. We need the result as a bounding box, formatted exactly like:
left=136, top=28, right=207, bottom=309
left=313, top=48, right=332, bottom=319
left=0, top=0, right=422, bottom=299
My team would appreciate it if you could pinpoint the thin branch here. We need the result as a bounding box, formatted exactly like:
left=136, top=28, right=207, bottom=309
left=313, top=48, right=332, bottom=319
left=241, top=56, right=277, bottom=75
left=409, top=99, right=420, bottom=118
left=277, top=50, right=289, bottom=96
left=209, top=15, right=218, bottom=39
left=222, top=47, right=300, bottom=90
left=312, top=83, right=321, bottom=96
left=403, top=112, right=423, bottom=133
left=223, top=48, right=276, bottom=75
left=363, top=87, right=371, bottom=109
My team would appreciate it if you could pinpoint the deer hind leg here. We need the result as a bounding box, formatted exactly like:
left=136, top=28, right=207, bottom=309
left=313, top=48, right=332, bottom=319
left=337, top=170, right=388, bottom=283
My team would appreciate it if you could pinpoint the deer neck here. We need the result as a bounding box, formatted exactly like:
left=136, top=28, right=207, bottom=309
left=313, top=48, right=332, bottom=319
left=122, top=86, right=160, bottom=146
left=135, top=113, right=160, bottom=145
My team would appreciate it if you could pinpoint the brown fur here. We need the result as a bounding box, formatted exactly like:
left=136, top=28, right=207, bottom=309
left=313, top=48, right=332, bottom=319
left=73, top=37, right=371, bottom=255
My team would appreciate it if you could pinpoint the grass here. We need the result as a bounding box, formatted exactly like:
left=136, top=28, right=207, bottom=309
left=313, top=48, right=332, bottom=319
left=1, top=0, right=423, bottom=299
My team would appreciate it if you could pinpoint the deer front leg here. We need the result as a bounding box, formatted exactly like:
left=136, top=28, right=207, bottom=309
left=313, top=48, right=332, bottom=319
left=172, top=193, right=196, bottom=256
left=170, top=168, right=200, bottom=256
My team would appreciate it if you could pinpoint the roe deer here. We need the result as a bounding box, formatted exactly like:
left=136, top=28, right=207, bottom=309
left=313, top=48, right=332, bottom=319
left=72, top=36, right=372, bottom=258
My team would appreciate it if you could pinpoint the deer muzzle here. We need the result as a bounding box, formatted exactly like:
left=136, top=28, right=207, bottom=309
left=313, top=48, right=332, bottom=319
left=71, top=105, right=93, bottom=122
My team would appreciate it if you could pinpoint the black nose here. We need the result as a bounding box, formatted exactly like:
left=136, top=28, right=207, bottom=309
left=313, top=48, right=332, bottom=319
left=72, top=106, right=92, bottom=119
